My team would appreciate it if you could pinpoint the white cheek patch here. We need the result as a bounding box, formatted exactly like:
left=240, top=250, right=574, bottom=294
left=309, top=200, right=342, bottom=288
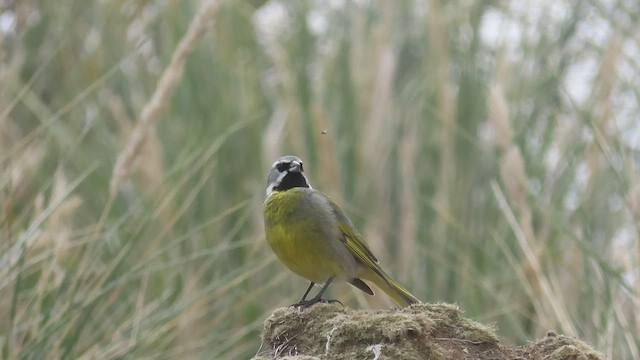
left=266, top=170, right=288, bottom=197
left=265, top=185, right=275, bottom=197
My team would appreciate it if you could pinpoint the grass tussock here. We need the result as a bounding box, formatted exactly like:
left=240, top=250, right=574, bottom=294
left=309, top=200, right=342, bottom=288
left=1, top=0, right=639, bottom=358
left=254, top=303, right=602, bottom=360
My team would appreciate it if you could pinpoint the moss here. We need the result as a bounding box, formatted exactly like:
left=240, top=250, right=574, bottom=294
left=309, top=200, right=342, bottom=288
left=254, top=303, right=604, bottom=360
left=514, top=332, right=605, bottom=360
left=405, top=303, right=499, bottom=343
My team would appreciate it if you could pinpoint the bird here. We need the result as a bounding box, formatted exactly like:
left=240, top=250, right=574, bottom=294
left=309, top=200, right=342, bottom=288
left=263, top=155, right=420, bottom=307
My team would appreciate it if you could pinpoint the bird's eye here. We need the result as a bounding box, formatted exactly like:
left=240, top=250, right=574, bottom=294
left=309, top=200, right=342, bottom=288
left=276, top=162, right=289, bottom=172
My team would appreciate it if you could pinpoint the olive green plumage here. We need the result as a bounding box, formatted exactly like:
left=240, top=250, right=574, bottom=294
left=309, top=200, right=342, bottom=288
left=263, top=155, right=420, bottom=307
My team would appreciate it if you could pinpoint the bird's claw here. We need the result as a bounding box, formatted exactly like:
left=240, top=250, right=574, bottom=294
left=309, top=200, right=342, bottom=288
left=290, top=298, right=343, bottom=308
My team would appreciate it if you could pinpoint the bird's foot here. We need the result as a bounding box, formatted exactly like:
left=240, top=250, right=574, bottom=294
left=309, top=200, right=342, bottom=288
left=290, top=297, right=343, bottom=308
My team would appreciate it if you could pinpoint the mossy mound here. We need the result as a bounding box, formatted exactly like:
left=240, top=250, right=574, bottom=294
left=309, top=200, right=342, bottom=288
left=253, top=303, right=604, bottom=360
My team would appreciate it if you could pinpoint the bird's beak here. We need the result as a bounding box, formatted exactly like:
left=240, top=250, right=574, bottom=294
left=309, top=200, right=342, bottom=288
left=289, top=161, right=301, bottom=173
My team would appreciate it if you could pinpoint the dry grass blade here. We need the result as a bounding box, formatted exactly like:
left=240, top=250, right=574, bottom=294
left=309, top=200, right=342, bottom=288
left=110, top=0, right=222, bottom=197
left=491, top=181, right=576, bottom=336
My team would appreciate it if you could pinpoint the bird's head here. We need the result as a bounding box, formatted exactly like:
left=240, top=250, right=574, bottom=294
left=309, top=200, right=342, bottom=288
left=266, top=155, right=312, bottom=197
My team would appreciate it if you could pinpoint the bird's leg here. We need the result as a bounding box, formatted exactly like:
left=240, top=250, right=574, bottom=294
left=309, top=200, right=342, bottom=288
left=292, top=277, right=343, bottom=308
left=299, top=282, right=315, bottom=302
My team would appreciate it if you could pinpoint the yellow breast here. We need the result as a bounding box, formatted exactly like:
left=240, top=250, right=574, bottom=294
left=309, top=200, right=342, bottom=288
left=263, top=188, right=359, bottom=282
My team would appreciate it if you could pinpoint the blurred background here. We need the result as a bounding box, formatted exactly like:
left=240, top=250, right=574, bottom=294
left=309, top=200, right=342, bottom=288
left=1, top=0, right=639, bottom=358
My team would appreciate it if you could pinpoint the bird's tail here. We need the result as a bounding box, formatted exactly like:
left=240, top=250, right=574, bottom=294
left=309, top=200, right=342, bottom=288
left=361, top=268, right=421, bottom=307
